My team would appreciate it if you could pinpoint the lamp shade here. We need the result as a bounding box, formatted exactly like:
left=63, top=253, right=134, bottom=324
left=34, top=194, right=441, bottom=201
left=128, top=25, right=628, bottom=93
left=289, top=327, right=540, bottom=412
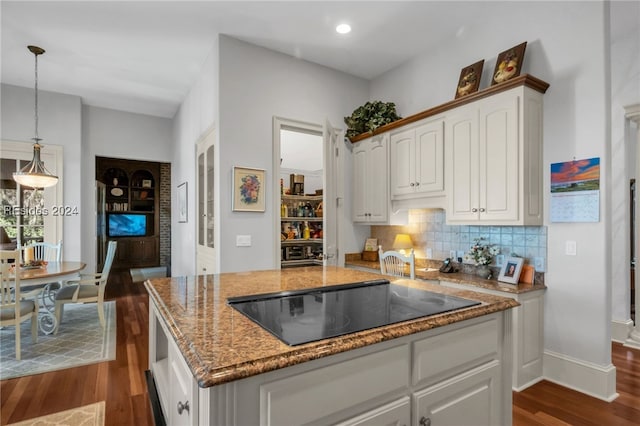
left=392, top=234, right=413, bottom=251
left=13, top=143, right=58, bottom=188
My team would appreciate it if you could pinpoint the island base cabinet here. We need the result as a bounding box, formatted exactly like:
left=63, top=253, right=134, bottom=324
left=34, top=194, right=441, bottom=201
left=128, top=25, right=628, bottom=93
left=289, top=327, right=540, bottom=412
left=148, top=303, right=198, bottom=426
left=413, top=362, right=501, bottom=426
left=150, top=297, right=513, bottom=426
left=336, top=396, right=410, bottom=426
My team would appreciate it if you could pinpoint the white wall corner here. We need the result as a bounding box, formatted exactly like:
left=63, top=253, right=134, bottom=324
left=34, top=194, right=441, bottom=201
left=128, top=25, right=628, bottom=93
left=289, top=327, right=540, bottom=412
left=611, top=319, right=634, bottom=343
left=543, top=350, right=618, bottom=402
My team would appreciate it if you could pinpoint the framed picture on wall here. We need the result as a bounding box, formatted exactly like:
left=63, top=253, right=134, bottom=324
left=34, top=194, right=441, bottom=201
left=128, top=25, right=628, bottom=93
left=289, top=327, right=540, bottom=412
left=498, top=257, right=524, bottom=284
left=177, top=182, right=188, bottom=223
left=232, top=166, right=266, bottom=212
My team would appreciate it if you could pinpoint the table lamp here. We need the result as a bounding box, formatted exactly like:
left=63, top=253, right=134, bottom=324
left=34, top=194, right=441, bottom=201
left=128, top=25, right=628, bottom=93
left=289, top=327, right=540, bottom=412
left=392, top=234, right=413, bottom=255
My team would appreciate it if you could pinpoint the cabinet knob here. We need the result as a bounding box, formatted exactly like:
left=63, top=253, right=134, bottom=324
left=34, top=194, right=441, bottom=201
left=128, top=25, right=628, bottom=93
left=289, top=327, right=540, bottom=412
left=479, top=208, right=486, bottom=212
left=177, top=400, right=190, bottom=415
left=410, top=182, right=415, bottom=187
left=415, top=182, right=420, bottom=186
left=419, top=416, right=431, bottom=426
left=472, top=208, right=478, bottom=212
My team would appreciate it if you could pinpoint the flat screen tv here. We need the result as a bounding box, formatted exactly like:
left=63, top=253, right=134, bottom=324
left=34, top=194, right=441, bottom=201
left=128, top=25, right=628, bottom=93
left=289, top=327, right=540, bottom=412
left=108, top=213, right=147, bottom=237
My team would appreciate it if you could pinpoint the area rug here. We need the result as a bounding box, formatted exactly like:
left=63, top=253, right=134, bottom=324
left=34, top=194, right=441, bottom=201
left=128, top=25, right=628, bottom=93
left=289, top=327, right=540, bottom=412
left=130, top=266, right=167, bottom=283
left=0, top=302, right=116, bottom=380
left=7, top=401, right=105, bottom=426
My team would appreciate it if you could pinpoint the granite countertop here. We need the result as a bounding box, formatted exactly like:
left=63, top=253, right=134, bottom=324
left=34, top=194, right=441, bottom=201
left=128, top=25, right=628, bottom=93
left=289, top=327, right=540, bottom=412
left=145, top=266, right=519, bottom=388
left=345, top=257, right=547, bottom=295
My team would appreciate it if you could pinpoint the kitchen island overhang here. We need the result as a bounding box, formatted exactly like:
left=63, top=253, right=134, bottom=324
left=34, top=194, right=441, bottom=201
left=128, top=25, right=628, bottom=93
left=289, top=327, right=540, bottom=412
left=145, top=266, right=519, bottom=425
left=145, top=266, right=518, bottom=387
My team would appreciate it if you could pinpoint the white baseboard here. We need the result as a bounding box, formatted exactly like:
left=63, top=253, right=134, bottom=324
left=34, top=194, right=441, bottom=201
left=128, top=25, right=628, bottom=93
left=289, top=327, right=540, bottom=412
left=543, top=350, right=618, bottom=402
left=611, top=319, right=634, bottom=343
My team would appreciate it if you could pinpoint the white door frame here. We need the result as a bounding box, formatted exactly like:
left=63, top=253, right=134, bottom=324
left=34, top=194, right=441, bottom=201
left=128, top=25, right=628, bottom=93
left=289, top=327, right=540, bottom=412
left=272, top=116, right=342, bottom=268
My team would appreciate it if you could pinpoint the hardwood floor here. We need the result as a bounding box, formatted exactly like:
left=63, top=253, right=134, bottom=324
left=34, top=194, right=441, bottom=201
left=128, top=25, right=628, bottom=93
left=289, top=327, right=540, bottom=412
left=1, top=270, right=639, bottom=425
left=0, top=270, right=153, bottom=426
left=513, top=343, right=640, bottom=425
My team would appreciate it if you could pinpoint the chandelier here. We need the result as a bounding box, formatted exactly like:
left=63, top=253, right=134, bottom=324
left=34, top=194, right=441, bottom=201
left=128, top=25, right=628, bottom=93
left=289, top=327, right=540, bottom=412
left=12, top=45, right=59, bottom=189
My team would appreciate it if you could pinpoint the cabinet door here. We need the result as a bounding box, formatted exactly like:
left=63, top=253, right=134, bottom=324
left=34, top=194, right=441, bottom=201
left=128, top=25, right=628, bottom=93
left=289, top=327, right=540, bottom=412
left=367, top=137, right=389, bottom=223
left=169, top=335, right=198, bottom=426
left=390, top=128, right=416, bottom=196
left=352, top=142, right=369, bottom=222
left=415, top=120, right=444, bottom=195
left=336, top=396, right=410, bottom=426
left=413, top=362, right=501, bottom=426
left=446, top=106, right=480, bottom=222
left=479, top=93, right=519, bottom=222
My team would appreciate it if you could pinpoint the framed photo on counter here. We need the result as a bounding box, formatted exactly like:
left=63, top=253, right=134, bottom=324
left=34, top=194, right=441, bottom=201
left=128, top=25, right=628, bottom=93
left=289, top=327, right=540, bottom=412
left=498, top=257, right=524, bottom=284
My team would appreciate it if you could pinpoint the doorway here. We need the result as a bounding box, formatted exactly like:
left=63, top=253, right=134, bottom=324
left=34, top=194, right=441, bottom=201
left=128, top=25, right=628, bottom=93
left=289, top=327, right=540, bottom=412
left=272, top=117, right=342, bottom=268
left=632, top=179, right=636, bottom=322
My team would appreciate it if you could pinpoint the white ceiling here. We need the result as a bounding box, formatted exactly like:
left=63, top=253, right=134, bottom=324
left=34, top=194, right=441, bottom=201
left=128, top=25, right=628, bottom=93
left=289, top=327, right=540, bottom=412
left=1, top=1, right=488, bottom=118
left=3, top=2, right=635, bottom=119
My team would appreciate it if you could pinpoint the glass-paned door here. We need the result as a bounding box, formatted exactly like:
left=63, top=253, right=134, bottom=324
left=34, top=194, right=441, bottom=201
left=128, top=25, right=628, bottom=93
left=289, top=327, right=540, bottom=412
left=196, top=130, right=216, bottom=274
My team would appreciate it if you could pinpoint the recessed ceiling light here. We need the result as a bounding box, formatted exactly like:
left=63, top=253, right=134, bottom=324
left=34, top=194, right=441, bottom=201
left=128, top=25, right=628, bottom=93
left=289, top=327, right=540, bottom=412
left=336, top=24, right=351, bottom=34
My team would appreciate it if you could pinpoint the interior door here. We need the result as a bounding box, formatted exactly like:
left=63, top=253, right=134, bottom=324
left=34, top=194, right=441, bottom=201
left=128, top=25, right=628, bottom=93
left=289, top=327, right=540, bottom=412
left=323, top=119, right=342, bottom=266
left=196, top=130, right=216, bottom=275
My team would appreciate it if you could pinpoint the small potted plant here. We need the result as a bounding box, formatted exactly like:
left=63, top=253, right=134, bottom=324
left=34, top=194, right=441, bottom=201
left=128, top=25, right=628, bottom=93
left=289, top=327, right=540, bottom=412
left=464, top=237, right=500, bottom=279
left=344, top=101, right=401, bottom=140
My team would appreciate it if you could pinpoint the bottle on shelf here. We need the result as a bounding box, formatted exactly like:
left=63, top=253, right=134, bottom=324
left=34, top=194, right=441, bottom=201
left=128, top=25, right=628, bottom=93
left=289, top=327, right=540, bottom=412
left=303, top=221, right=310, bottom=240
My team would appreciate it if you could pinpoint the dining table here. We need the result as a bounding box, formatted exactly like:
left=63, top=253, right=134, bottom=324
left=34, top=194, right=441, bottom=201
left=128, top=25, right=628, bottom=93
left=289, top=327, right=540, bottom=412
left=15, top=261, right=87, bottom=334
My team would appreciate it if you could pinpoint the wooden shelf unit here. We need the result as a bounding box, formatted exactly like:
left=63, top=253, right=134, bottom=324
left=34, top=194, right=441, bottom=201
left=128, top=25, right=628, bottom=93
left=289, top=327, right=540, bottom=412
left=97, top=157, right=161, bottom=269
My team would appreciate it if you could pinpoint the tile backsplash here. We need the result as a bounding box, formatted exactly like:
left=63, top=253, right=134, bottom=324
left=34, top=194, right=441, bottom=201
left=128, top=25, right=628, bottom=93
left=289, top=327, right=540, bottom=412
left=371, top=209, right=547, bottom=271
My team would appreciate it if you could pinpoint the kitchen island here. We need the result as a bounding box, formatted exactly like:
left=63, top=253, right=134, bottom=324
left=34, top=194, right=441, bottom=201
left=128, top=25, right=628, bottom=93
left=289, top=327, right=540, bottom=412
left=145, top=266, right=518, bottom=425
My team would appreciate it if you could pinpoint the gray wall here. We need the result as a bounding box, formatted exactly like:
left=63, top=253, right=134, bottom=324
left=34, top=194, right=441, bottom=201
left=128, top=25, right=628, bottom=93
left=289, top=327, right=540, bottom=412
left=1, top=83, right=82, bottom=260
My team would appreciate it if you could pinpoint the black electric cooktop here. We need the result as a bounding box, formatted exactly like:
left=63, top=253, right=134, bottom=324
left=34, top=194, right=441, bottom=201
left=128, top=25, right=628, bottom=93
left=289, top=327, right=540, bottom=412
left=227, top=279, right=481, bottom=346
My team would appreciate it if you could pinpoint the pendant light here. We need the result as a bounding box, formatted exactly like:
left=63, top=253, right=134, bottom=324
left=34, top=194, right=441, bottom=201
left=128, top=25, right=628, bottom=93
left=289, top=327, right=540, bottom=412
left=13, top=45, right=58, bottom=189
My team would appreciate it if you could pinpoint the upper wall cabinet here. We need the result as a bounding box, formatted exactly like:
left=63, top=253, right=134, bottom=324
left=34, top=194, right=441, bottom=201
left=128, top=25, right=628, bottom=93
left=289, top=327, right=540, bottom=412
left=352, top=133, right=389, bottom=223
left=390, top=117, right=445, bottom=200
left=445, top=85, right=544, bottom=225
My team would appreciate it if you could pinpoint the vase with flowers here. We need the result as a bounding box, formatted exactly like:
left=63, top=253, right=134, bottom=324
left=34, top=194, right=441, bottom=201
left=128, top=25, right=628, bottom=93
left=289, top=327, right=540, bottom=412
left=464, top=237, right=500, bottom=279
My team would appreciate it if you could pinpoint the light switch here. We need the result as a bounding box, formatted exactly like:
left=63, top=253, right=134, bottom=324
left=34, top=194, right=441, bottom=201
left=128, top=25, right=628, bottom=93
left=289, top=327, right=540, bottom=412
left=565, top=240, right=577, bottom=256
left=449, top=250, right=456, bottom=260
left=496, top=255, right=505, bottom=267
left=534, top=257, right=545, bottom=271
left=236, top=235, right=252, bottom=247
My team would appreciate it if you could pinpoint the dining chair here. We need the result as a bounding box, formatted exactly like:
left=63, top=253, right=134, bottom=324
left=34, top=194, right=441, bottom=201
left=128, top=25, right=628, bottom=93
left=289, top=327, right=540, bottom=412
left=24, top=241, right=63, bottom=263
left=20, top=240, right=63, bottom=302
left=1, top=249, right=38, bottom=360
left=378, top=245, right=416, bottom=279
left=54, top=241, right=117, bottom=333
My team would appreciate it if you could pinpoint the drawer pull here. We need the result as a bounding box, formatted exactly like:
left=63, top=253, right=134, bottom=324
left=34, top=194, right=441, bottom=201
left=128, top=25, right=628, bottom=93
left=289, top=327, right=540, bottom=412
left=419, top=416, right=431, bottom=426
left=177, top=400, right=190, bottom=415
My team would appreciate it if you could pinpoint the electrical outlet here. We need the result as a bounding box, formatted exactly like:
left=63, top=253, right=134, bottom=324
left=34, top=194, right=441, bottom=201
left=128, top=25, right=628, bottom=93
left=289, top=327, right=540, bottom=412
left=457, top=250, right=465, bottom=263
left=496, top=255, right=505, bottom=267
left=449, top=250, right=456, bottom=260
left=565, top=240, right=577, bottom=256
left=426, top=248, right=433, bottom=259
left=534, top=257, right=545, bottom=271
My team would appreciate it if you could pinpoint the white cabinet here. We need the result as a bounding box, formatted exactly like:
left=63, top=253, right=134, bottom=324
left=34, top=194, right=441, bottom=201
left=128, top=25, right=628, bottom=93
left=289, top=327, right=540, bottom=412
left=390, top=118, right=444, bottom=199
left=352, top=133, right=389, bottom=223
left=445, top=86, right=543, bottom=225
left=439, top=280, right=545, bottom=391
left=149, top=302, right=198, bottom=426
left=336, top=396, right=410, bottom=426
left=413, top=362, right=501, bottom=426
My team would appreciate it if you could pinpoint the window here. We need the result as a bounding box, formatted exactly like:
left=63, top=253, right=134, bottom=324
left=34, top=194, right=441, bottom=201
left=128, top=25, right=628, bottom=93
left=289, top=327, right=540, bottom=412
left=0, top=141, right=63, bottom=246
left=0, top=158, right=46, bottom=244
